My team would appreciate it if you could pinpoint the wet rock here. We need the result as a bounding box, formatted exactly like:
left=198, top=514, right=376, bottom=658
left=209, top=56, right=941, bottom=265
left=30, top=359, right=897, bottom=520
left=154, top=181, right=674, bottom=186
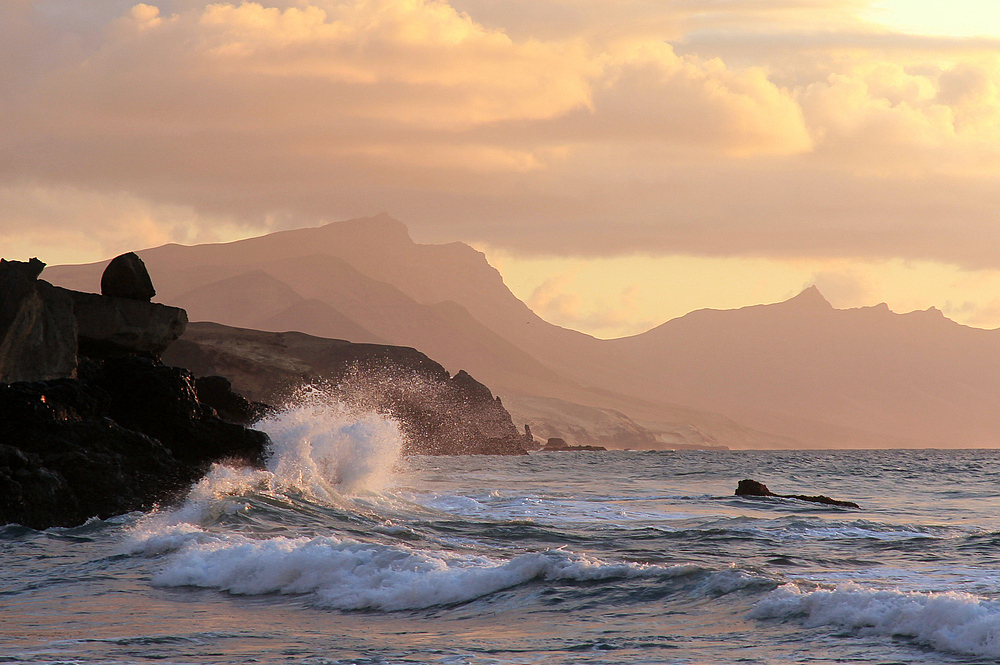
left=735, top=478, right=859, bottom=508
left=195, top=375, right=269, bottom=424
left=0, top=356, right=270, bottom=529
left=101, top=252, right=156, bottom=300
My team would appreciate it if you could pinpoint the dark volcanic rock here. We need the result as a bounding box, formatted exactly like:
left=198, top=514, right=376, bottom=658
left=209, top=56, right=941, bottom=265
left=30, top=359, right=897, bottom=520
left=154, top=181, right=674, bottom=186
left=101, top=252, right=156, bottom=300
left=163, top=322, right=529, bottom=456
left=542, top=437, right=606, bottom=451
left=0, top=260, right=78, bottom=383
left=64, top=289, right=187, bottom=359
left=0, top=255, right=267, bottom=529
left=195, top=375, right=268, bottom=424
left=0, top=356, right=270, bottom=529
left=0, top=255, right=186, bottom=382
left=735, top=478, right=859, bottom=508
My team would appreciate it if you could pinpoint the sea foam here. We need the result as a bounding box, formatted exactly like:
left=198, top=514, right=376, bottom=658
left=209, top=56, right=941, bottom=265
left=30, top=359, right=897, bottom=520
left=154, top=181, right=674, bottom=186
left=257, top=385, right=404, bottom=497
left=148, top=535, right=685, bottom=611
left=124, top=390, right=405, bottom=548
left=752, top=582, right=1000, bottom=659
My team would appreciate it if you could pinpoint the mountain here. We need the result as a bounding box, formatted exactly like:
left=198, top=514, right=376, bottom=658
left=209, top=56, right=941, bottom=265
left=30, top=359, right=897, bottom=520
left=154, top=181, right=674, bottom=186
left=45, top=215, right=1000, bottom=449
left=611, top=286, right=1000, bottom=447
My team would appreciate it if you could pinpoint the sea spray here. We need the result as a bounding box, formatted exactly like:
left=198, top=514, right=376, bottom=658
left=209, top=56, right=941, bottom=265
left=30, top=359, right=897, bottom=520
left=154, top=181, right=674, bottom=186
left=257, top=384, right=405, bottom=497
left=124, top=388, right=406, bottom=552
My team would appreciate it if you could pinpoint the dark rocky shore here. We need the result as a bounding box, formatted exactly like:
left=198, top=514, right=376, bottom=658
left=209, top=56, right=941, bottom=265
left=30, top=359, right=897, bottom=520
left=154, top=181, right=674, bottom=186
left=0, top=255, right=269, bottom=528
left=1, top=254, right=527, bottom=529
left=163, top=322, right=529, bottom=456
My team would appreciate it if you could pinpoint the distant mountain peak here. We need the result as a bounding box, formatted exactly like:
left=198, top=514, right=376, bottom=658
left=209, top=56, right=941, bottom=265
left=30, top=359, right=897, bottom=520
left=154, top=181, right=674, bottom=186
left=317, top=213, right=412, bottom=245
left=784, top=285, right=833, bottom=309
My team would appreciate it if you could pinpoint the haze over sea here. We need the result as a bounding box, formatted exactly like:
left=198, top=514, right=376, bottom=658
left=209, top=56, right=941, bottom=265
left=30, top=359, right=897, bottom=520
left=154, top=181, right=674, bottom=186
left=5, top=398, right=1000, bottom=665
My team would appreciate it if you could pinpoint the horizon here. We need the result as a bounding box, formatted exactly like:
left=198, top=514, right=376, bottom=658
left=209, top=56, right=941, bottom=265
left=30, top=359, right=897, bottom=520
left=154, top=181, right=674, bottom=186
left=4, top=1, right=1000, bottom=338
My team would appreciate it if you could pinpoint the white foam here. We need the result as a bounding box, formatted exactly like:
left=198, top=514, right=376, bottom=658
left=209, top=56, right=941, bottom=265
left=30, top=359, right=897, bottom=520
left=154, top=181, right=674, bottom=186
left=121, top=390, right=406, bottom=551
left=147, top=534, right=678, bottom=611
left=257, top=385, right=404, bottom=497
left=752, top=582, right=1000, bottom=659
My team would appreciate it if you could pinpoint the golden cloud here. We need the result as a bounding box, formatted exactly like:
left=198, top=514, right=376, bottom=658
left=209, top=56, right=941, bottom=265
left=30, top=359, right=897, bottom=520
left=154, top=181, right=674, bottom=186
left=3, top=0, right=1000, bottom=266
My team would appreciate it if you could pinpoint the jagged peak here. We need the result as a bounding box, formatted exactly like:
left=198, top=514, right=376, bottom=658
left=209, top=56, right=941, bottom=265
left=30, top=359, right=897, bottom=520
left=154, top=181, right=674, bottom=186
left=783, top=285, right=833, bottom=309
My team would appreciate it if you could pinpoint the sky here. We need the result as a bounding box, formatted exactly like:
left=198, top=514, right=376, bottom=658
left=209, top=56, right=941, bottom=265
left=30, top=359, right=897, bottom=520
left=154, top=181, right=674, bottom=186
left=2, top=0, right=1000, bottom=338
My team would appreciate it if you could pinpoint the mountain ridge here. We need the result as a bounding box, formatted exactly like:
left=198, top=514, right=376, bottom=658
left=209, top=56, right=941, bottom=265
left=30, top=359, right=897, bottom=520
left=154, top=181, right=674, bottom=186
left=45, top=215, right=1000, bottom=449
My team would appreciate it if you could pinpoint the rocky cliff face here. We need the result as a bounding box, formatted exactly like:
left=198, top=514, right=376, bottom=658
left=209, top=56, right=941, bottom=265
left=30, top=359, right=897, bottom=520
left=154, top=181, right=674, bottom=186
left=0, top=356, right=269, bottom=528
left=162, top=322, right=528, bottom=456
left=0, top=253, right=528, bottom=529
left=0, top=256, right=267, bottom=529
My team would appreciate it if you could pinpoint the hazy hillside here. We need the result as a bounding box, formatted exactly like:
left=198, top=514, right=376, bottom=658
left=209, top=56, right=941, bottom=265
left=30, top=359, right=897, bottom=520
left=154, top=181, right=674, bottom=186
left=45, top=215, right=1000, bottom=449
left=612, top=286, right=1000, bottom=447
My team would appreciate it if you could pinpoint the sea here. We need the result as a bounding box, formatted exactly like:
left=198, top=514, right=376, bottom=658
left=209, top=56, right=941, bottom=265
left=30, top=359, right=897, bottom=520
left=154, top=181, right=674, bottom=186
left=6, top=395, right=1000, bottom=664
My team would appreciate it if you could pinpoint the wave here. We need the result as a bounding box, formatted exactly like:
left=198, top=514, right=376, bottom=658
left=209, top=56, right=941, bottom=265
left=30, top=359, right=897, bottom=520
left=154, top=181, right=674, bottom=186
left=257, top=385, right=404, bottom=497
left=752, top=582, right=1000, bottom=659
left=122, top=391, right=407, bottom=547
left=143, top=534, right=685, bottom=611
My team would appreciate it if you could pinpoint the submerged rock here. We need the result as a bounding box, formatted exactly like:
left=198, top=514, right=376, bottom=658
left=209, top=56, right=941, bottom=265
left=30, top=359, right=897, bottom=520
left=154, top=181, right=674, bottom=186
left=735, top=479, right=859, bottom=509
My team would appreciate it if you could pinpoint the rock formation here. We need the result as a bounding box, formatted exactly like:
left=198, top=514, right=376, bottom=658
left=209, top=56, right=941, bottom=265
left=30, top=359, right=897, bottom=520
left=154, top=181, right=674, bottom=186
left=66, top=289, right=187, bottom=359
left=0, top=356, right=269, bottom=529
left=162, top=321, right=529, bottom=456
left=735, top=479, right=859, bottom=508
left=0, top=259, right=78, bottom=383
left=100, top=251, right=156, bottom=300
left=541, top=437, right=607, bottom=452
left=0, top=256, right=267, bottom=529
left=0, top=256, right=186, bottom=383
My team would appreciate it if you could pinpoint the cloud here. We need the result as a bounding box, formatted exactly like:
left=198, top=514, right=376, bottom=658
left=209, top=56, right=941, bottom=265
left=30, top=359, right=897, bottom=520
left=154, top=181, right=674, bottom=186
left=0, top=183, right=268, bottom=265
left=528, top=273, right=653, bottom=336
left=3, top=0, right=1000, bottom=271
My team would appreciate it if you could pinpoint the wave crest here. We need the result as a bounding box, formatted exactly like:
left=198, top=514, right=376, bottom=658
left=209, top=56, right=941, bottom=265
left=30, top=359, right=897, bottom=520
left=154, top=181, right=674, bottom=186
left=752, top=582, right=1000, bottom=659
left=148, top=535, right=682, bottom=611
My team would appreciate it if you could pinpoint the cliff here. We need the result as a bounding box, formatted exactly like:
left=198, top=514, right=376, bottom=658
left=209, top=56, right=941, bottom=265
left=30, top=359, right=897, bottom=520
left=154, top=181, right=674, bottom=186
left=162, top=322, right=528, bottom=456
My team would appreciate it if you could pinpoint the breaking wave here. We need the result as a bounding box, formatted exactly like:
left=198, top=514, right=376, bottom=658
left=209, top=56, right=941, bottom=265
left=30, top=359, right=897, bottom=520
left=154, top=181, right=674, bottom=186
left=144, top=536, right=679, bottom=611
left=752, top=582, right=1000, bottom=659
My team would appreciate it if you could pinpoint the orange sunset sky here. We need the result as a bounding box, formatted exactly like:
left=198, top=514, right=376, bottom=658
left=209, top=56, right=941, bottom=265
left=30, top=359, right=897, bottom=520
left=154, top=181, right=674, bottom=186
left=2, top=0, right=1000, bottom=338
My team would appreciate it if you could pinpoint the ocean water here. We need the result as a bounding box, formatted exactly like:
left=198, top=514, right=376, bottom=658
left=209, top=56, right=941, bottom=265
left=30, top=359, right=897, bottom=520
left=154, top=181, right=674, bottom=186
left=6, top=397, right=1000, bottom=664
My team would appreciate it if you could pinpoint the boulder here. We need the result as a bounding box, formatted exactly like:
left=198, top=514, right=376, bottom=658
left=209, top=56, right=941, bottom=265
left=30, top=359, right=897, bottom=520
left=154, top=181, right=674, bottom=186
left=101, top=252, right=156, bottom=300
left=64, top=288, right=187, bottom=358
left=735, top=478, right=859, bottom=508
left=0, top=259, right=78, bottom=383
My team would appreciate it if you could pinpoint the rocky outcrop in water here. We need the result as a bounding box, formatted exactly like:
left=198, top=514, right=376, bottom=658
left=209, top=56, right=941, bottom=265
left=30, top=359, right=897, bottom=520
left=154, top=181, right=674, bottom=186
left=0, top=256, right=268, bottom=529
left=162, top=322, right=528, bottom=456
left=541, top=437, right=607, bottom=451
left=735, top=479, right=859, bottom=508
